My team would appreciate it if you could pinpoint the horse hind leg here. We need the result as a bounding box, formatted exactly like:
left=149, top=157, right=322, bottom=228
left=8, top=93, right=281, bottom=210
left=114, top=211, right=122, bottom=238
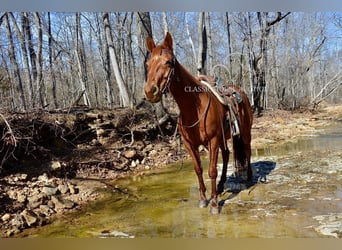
left=217, top=143, right=229, bottom=194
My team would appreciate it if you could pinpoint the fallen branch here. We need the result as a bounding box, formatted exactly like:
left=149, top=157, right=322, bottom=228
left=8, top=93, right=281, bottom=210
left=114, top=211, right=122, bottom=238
left=0, top=113, right=17, bottom=168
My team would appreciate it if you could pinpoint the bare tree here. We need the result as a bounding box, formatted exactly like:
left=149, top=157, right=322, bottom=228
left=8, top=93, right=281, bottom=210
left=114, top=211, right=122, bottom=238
left=34, top=12, right=46, bottom=108
left=0, top=12, right=340, bottom=112
left=8, top=13, right=33, bottom=106
left=48, top=12, right=59, bottom=108
left=4, top=13, right=27, bottom=110
left=205, top=12, right=213, bottom=75
left=197, top=12, right=207, bottom=75
left=245, top=12, right=290, bottom=114
left=75, top=13, right=90, bottom=106
left=162, top=12, right=168, bottom=34
left=225, top=12, right=233, bottom=79
left=103, top=12, right=131, bottom=107
left=185, top=13, right=197, bottom=65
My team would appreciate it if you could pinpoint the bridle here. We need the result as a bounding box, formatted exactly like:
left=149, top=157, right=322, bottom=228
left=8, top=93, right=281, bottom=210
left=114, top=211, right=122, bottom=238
left=161, top=56, right=176, bottom=94
left=161, top=62, right=175, bottom=94
left=160, top=49, right=176, bottom=94
left=154, top=49, right=212, bottom=129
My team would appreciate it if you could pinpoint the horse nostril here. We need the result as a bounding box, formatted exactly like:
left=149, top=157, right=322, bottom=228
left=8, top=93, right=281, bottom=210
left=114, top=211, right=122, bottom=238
left=152, top=86, right=160, bottom=96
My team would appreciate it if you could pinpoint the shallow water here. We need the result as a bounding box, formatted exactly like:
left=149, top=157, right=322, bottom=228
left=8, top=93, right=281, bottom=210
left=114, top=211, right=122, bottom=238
left=19, top=121, right=342, bottom=238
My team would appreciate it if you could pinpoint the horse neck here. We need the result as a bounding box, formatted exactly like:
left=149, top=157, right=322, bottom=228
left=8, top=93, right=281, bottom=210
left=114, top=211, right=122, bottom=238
left=169, top=60, right=203, bottom=110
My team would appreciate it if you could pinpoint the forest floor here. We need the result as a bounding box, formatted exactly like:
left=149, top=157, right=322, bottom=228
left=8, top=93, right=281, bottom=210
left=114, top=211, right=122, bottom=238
left=1, top=103, right=342, bottom=237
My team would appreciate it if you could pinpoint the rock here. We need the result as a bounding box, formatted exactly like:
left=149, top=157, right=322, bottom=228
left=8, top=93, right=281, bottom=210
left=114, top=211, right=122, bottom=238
left=19, top=174, right=28, bottom=181
left=20, top=209, right=38, bottom=227
left=58, top=184, right=69, bottom=194
left=1, top=213, right=11, bottom=222
left=131, top=160, right=137, bottom=168
left=38, top=205, right=56, bottom=217
left=17, top=193, right=27, bottom=203
left=51, top=196, right=75, bottom=210
left=123, top=150, right=137, bottom=159
left=6, top=227, right=21, bottom=237
left=99, top=230, right=135, bottom=238
left=149, top=149, right=158, bottom=157
left=37, top=173, right=49, bottom=183
left=144, top=144, right=154, bottom=152
left=10, top=214, right=25, bottom=230
left=47, top=200, right=55, bottom=209
left=42, top=186, right=59, bottom=196
left=68, top=184, right=79, bottom=194
left=7, top=190, right=17, bottom=200
left=12, top=201, right=26, bottom=211
left=48, top=161, right=62, bottom=171
left=27, top=193, right=48, bottom=209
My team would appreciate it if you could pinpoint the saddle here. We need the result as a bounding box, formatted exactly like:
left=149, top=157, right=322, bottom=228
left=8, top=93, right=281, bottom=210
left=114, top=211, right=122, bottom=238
left=197, top=75, right=241, bottom=137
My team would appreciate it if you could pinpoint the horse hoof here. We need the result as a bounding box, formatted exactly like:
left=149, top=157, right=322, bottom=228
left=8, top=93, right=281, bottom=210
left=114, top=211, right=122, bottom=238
left=198, top=200, right=208, bottom=208
left=210, top=206, right=220, bottom=214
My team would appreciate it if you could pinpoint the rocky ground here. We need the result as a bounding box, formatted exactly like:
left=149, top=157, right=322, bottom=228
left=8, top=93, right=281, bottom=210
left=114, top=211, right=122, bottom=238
left=0, top=103, right=341, bottom=237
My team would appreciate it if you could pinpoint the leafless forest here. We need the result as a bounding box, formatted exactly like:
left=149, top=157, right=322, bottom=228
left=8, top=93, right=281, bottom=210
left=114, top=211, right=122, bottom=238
left=0, top=12, right=341, bottom=112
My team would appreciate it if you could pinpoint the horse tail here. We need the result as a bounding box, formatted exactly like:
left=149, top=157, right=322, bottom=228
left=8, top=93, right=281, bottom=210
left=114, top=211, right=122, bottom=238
left=232, top=135, right=247, bottom=179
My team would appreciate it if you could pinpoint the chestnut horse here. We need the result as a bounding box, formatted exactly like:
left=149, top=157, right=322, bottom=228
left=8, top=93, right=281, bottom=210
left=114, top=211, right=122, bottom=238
left=144, top=32, right=253, bottom=214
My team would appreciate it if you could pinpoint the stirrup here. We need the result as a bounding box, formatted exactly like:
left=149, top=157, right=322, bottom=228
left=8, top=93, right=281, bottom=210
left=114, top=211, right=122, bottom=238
left=232, top=119, right=240, bottom=136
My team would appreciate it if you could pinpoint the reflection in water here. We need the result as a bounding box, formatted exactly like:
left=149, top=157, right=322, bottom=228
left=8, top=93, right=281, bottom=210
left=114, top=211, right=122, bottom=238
left=19, top=123, right=342, bottom=238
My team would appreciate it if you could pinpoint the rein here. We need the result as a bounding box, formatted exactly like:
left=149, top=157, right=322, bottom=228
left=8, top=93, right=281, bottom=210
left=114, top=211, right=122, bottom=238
left=179, top=93, right=211, bottom=128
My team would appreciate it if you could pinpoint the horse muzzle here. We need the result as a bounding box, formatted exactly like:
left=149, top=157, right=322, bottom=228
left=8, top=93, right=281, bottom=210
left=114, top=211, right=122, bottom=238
left=144, top=84, right=162, bottom=103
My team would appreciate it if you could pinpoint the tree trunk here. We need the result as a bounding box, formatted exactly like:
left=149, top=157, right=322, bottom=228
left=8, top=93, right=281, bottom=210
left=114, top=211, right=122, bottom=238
left=4, top=13, right=27, bottom=110
left=162, top=12, right=169, bottom=34
left=205, top=12, right=213, bottom=75
left=103, top=12, right=131, bottom=107
left=137, top=12, right=153, bottom=82
left=247, top=12, right=290, bottom=115
left=127, top=12, right=137, bottom=104
left=9, top=13, right=33, bottom=107
left=185, top=13, right=197, bottom=65
left=75, top=12, right=90, bottom=106
left=93, top=13, right=114, bottom=107
left=34, top=12, right=46, bottom=108
left=23, top=12, right=37, bottom=107
left=48, top=12, right=59, bottom=108
left=197, top=12, right=207, bottom=75
left=225, top=12, right=233, bottom=80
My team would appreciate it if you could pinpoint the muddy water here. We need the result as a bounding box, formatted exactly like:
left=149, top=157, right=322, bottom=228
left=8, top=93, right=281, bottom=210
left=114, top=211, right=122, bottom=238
left=20, top=121, right=342, bottom=238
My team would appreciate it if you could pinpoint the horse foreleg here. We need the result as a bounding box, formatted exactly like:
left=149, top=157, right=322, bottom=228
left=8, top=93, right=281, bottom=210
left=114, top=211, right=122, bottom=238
left=217, top=144, right=229, bottom=194
left=184, top=142, right=207, bottom=207
left=208, top=142, right=220, bottom=214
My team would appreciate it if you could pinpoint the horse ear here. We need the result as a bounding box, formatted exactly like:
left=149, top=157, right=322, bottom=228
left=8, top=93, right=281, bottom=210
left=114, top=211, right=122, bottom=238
left=163, top=32, right=173, bottom=50
left=146, top=36, right=155, bottom=52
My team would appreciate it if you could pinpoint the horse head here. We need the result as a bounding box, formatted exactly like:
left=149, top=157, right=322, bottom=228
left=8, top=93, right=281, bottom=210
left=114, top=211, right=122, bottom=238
left=144, top=32, right=176, bottom=103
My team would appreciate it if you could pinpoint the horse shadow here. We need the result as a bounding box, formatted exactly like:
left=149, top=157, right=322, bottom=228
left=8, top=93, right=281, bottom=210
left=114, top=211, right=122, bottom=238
left=219, top=161, right=276, bottom=205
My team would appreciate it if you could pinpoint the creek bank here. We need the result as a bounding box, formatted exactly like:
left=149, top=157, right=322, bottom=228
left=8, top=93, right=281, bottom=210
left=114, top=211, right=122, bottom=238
left=1, top=104, right=341, bottom=237
left=0, top=105, right=183, bottom=237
